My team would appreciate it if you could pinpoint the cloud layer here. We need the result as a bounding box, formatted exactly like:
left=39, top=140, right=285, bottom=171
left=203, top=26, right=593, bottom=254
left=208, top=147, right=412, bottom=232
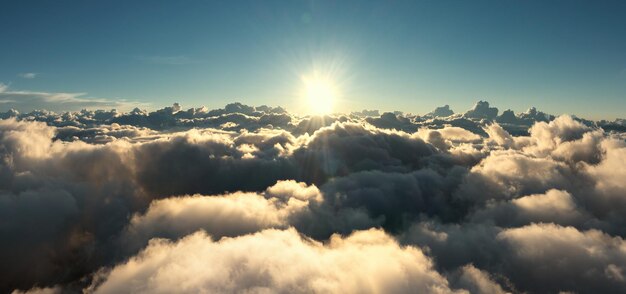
left=1, top=101, right=625, bottom=293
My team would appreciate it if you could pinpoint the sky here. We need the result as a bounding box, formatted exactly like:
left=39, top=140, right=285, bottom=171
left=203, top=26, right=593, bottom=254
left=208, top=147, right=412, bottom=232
left=1, top=0, right=625, bottom=119
left=3, top=2, right=626, bottom=293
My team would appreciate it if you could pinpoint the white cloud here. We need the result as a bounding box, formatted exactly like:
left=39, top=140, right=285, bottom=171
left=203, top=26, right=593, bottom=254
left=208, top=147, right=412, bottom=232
left=1, top=102, right=626, bottom=293
left=0, top=84, right=145, bottom=112
left=121, top=180, right=322, bottom=252
left=18, top=73, right=37, bottom=79
left=91, top=228, right=460, bottom=294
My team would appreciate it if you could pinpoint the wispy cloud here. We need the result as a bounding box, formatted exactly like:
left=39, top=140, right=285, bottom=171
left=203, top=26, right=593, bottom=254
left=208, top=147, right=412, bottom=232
left=136, top=55, right=200, bottom=65
left=0, top=83, right=146, bottom=112
left=18, top=72, right=37, bottom=79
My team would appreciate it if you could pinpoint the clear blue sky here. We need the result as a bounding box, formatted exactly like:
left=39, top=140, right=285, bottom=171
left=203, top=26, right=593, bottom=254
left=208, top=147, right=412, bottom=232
left=1, top=0, right=625, bottom=119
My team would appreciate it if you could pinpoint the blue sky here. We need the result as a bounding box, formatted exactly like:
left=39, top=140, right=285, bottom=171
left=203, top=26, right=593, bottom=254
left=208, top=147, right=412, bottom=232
left=1, top=0, right=625, bottom=119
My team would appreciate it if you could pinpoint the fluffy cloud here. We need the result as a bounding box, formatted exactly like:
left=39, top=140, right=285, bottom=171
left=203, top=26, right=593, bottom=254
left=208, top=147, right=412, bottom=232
left=450, top=265, right=510, bottom=294
left=469, top=189, right=587, bottom=227
left=464, top=101, right=498, bottom=120
left=90, top=228, right=460, bottom=294
left=427, top=105, right=455, bottom=118
left=120, top=181, right=322, bottom=253
left=2, top=100, right=626, bottom=293
left=456, top=151, right=577, bottom=204
left=497, top=223, right=626, bottom=293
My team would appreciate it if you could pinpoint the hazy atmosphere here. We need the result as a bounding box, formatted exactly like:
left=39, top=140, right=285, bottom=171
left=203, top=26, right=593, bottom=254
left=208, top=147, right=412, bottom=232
left=2, top=1, right=626, bottom=293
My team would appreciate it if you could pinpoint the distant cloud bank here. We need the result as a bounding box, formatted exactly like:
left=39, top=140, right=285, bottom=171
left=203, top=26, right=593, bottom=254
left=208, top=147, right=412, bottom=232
left=2, top=100, right=626, bottom=293
left=0, top=83, right=145, bottom=113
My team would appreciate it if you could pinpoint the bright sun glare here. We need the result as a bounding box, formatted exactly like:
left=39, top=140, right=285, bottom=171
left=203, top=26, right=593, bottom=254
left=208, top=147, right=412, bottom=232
left=302, top=73, right=337, bottom=115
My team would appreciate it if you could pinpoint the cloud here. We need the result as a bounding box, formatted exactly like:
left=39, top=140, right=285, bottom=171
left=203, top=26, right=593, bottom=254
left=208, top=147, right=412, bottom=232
left=470, top=189, right=587, bottom=227
left=292, top=122, right=440, bottom=184
left=89, top=228, right=461, bottom=294
left=427, top=104, right=455, bottom=118
left=2, top=100, right=626, bottom=293
left=0, top=85, right=144, bottom=112
left=464, top=101, right=498, bottom=120
left=366, top=112, right=417, bottom=132
left=120, top=181, right=322, bottom=253
left=450, top=265, right=510, bottom=294
left=310, top=168, right=468, bottom=237
left=18, top=73, right=37, bottom=79
left=131, top=130, right=299, bottom=197
left=456, top=150, right=576, bottom=204
left=11, top=286, right=61, bottom=294
left=497, top=223, right=626, bottom=293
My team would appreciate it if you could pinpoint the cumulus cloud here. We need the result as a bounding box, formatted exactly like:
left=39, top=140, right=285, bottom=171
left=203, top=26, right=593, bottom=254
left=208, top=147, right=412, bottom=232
left=457, top=150, right=577, bottom=203
left=470, top=189, right=587, bottom=227
left=90, top=228, right=460, bottom=294
left=427, top=104, right=455, bottom=118
left=120, top=181, right=322, bottom=253
left=464, top=101, right=498, bottom=120
left=2, top=100, right=626, bottom=293
left=449, top=265, right=510, bottom=294
left=586, top=139, right=626, bottom=195
left=497, top=223, right=626, bottom=293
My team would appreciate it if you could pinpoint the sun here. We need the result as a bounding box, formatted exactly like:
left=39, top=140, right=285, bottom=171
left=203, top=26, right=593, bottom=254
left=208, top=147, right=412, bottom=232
left=302, top=73, right=337, bottom=115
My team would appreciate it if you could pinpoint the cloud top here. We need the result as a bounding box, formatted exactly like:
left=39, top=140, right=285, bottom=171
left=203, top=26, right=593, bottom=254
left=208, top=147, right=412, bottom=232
left=1, top=100, right=625, bottom=293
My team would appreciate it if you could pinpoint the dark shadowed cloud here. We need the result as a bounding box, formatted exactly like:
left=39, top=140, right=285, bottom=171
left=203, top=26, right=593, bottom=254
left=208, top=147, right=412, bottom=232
left=1, top=101, right=625, bottom=293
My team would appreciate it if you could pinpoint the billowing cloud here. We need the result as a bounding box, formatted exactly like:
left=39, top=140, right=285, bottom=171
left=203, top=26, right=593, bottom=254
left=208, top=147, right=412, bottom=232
left=90, top=229, right=460, bottom=294
left=464, top=101, right=498, bottom=120
left=449, top=265, right=510, bottom=294
left=2, top=100, right=626, bottom=293
left=427, top=104, right=454, bottom=118
left=497, top=223, right=626, bottom=293
left=120, top=180, right=322, bottom=253
left=469, top=189, right=587, bottom=227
